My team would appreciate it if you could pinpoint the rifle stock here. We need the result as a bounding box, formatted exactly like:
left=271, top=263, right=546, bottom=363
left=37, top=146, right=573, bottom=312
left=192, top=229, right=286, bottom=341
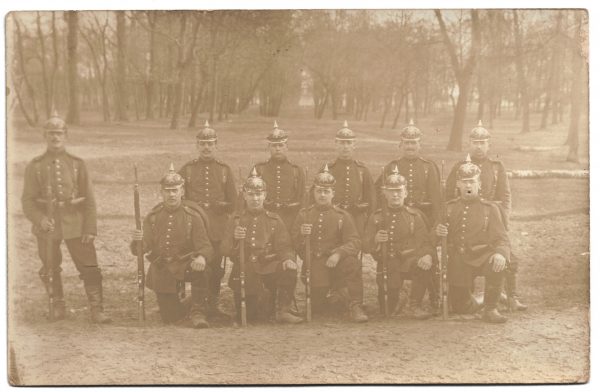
left=440, top=160, right=449, bottom=320
left=305, top=226, right=312, bottom=322
left=237, top=217, right=247, bottom=327
left=134, top=164, right=145, bottom=322
left=45, top=165, right=55, bottom=321
left=380, top=166, right=389, bottom=317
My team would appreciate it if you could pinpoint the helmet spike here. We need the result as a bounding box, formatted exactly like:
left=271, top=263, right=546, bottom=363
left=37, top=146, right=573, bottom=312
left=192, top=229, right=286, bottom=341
left=343, top=120, right=348, bottom=128
left=169, top=162, right=175, bottom=172
left=477, top=119, right=483, bottom=127
left=204, top=120, right=210, bottom=128
left=409, top=118, right=414, bottom=126
left=392, top=165, right=399, bottom=175
left=465, top=154, right=471, bottom=163
left=251, top=166, right=258, bottom=177
left=323, top=163, right=330, bottom=173
left=273, top=120, right=279, bottom=129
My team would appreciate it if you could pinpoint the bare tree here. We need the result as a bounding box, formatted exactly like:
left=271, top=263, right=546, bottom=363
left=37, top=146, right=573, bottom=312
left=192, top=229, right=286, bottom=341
left=435, top=10, right=482, bottom=151
left=512, top=10, right=530, bottom=134
left=566, top=11, right=587, bottom=163
left=115, top=11, right=129, bottom=121
left=65, top=11, right=80, bottom=125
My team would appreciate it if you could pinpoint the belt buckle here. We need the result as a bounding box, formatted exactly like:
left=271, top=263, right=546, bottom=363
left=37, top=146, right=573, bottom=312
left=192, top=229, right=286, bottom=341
left=250, top=255, right=257, bottom=263
left=274, top=203, right=281, bottom=209
left=458, top=247, right=465, bottom=255
left=202, top=203, right=210, bottom=209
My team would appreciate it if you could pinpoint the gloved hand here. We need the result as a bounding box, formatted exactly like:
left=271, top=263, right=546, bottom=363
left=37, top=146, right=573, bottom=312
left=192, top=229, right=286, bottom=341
left=190, top=255, right=207, bottom=272
left=490, top=253, right=506, bottom=272
left=417, top=254, right=433, bottom=270
left=234, top=225, right=247, bottom=240
left=375, top=230, right=388, bottom=243
left=40, top=216, right=55, bottom=232
left=282, top=259, right=297, bottom=271
left=131, top=229, right=143, bottom=242
left=326, top=253, right=341, bottom=268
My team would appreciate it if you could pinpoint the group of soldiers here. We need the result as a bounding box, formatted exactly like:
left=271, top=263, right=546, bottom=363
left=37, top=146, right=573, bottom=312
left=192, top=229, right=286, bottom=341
left=21, top=112, right=528, bottom=329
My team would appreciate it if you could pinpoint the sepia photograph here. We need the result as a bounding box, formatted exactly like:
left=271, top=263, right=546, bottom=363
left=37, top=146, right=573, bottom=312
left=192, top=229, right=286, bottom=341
left=4, top=4, right=590, bottom=386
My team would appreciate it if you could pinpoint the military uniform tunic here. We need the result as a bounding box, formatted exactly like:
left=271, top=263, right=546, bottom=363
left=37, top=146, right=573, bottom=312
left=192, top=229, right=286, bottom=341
left=21, top=149, right=102, bottom=284
left=179, top=158, right=238, bottom=241
left=326, top=158, right=377, bottom=236
left=442, top=197, right=510, bottom=288
left=446, top=157, right=511, bottom=226
left=364, top=206, right=434, bottom=288
left=292, top=205, right=362, bottom=290
left=221, top=209, right=296, bottom=296
left=253, top=158, right=305, bottom=232
left=375, top=157, right=441, bottom=224
left=136, top=202, right=214, bottom=294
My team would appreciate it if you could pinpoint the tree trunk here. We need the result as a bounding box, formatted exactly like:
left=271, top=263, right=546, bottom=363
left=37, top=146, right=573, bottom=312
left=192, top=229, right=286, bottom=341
left=513, top=10, right=529, bottom=134
left=566, top=11, right=585, bottom=163
left=115, top=11, right=129, bottom=121
left=14, top=19, right=39, bottom=124
left=36, top=12, right=51, bottom=118
left=50, top=12, right=59, bottom=112
left=66, top=11, right=80, bottom=125
left=145, top=12, right=157, bottom=119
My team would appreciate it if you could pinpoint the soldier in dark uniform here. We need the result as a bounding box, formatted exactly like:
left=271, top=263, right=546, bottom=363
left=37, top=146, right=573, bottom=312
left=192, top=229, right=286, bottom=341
left=322, top=120, right=376, bottom=237
left=435, top=159, right=511, bottom=323
left=292, top=166, right=369, bottom=323
left=178, top=121, right=237, bottom=319
left=364, top=167, right=435, bottom=319
left=251, top=121, right=305, bottom=233
left=131, top=165, right=214, bottom=328
left=374, top=120, right=441, bottom=311
left=445, top=121, right=527, bottom=311
left=220, top=169, right=303, bottom=324
left=21, top=111, right=111, bottom=323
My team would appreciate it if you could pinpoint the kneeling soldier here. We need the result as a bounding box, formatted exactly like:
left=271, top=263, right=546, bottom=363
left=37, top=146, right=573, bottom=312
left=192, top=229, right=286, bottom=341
left=292, top=165, right=368, bottom=323
left=435, top=157, right=510, bottom=323
left=364, top=167, right=435, bottom=319
left=221, top=169, right=302, bottom=324
left=131, top=164, right=214, bottom=328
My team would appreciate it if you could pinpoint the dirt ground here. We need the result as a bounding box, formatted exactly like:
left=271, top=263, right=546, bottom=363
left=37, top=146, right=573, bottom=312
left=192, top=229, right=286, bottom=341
left=6, top=110, right=590, bottom=385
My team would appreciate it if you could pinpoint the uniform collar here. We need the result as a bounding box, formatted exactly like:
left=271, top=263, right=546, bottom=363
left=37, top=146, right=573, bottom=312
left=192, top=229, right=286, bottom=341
left=471, top=156, right=488, bottom=165
left=269, top=156, right=288, bottom=164
left=197, top=157, right=215, bottom=164
left=245, top=207, right=265, bottom=216
left=315, top=203, right=332, bottom=212
left=45, top=148, right=67, bottom=159
left=459, top=196, right=480, bottom=205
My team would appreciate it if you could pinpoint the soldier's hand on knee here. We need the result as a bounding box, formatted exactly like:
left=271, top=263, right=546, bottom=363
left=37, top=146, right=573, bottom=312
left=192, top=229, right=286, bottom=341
left=191, top=255, right=207, bottom=272
left=435, top=223, right=448, bottom=237
left=326, top=253, right=341, bottom=268
left=301, top=224, right=313, bottom=236
left=282, top=259, right=297, bottom=271
left=375, top=230, right=388, bottom=243
left=131, top=229, right=143, bottom=242
left=81, top=234, right=96, bottom=244
left=234, top=226, right=247, bottom=240
left=417, top=254, right=433, bottom=270
left=490, top=253, right=507, bottom=273
left=40, top=217, right=54, bottom=232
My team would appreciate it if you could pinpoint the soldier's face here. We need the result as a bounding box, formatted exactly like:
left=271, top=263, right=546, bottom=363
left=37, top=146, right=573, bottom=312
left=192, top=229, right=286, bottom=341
left=314, top=187, right=334, bottom=206
left=335, top=139, right=356, bottom=159
left=457, top=178, right=480, bottom=200
left=470, top=140, right=490, bottom=159
left=400, top=139, right=420, bottom=158
left=383, top=187, right=407, bottom=208
left=44, top=129, right=67, bottom=151
left=161, top=186, right=184, bottom=208
left=268, top=142, right=288, bottom=160
left=197, top=140, right=217, bottom=160
left=244, top=190, right=266, bottom=210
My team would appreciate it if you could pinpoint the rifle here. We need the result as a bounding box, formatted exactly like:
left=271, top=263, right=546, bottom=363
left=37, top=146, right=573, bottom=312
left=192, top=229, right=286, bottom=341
left=380, top=166, right=389, bottom=317
left=304, top=221, right=312, bottom=322
left=133, top=164, right=145, bottom=322
left=236, top=217, right=247, bottom=327
left=440, top=160, right=449, bottom=320
left=44, top=165, right=55, bottom=321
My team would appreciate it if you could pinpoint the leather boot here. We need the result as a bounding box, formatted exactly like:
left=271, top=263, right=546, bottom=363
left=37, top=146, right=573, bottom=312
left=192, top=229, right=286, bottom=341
left=207, top=295, right=232, bottom=321
left=509, top=296, right=528, bottom=312
left=52, top=272, right=66, bottom=320
left=84, top=284, right=112, bottom=324
left=190, top=303, right=209, bottom=329
left=406, top=300, right=431, bottom=320
left=275, top=288, right=303, bottom=324
left=349, top=301, right=368, bottom=323
left=505, top=271, right=528, bottom=311
left=483, top=308, right=508, bottom=324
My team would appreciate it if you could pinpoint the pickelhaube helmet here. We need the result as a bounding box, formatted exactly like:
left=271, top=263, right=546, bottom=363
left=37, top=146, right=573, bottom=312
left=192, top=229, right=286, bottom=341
left=196, top=120, right=217, bottom=142
left=456, top=154, right=481, bottom=181
left=313, top=164, right=336, bottom=188
left=469, top=120, right=491, bottom=141
left=160, top=162, right=185, bottom=189
left=267, top=121, right=288, bottom=143
left=335, top=120, right=355, bottom=141
left=243, top=167, right=267, bottom=193
left=400, top=119, right=422, bottom=141
left=381, top=166, right=407, bottom=190
left=44, top=109, right=67, bottom=131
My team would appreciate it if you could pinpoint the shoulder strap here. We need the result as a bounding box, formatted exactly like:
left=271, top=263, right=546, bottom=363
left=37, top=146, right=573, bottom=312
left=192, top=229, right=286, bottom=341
left=491, top=163, right=499, bottom=197
left=409, top=213, right=415, bottom=235
left=71, top=159, right=80, bottom=197
left=483, top=204, right=490, bottom=232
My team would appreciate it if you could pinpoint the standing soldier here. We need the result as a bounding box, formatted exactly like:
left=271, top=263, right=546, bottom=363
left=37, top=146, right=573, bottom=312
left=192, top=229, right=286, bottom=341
left=364, top=167, right=435, bottom=319
left=322, top=120, right=377, bottom=237
left=220, top=169, right=303, bottom=324
left=445, top=121, right=526, bottom=311
left=251, top=121, right=305, bottom=233
left=292, top=166, right=369, bottom=323
left=374, top=120, right=441, bottom=310
left=21, top=111, right=111, bottom=323
left=131, top=165, right=214, bottom=328
left=178, top=121, right=237, bottom=320
left=435, top=159, right=511, bottom=323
